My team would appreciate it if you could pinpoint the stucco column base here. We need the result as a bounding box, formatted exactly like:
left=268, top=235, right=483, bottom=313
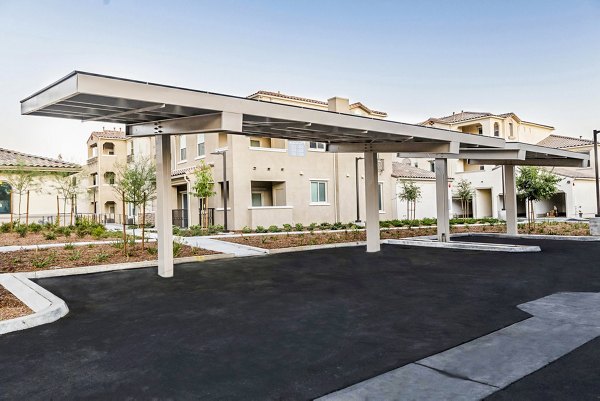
left=590, top=217, right=600, bottom=236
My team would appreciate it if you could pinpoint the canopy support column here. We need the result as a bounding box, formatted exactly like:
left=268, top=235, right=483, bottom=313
left=504, top=165, right=518, bottom=235
left=364, top=151, right=380, bottom=252
left=435, top=158, right=450, bottom=242
left=156, top=134, right=174, bottom=277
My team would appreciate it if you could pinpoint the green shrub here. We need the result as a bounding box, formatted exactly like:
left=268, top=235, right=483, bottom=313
left=63, top=228, right=72, bottom=237
left=282, top=224, right=293, bottom=232
left=172, top=226, right=181, bottom=235
left=94, top=252, right=110, bottom=263
left=15, top=225, right=28, bottom=238
left=242, top=226, right=252, bottom=234
left=173, top=240, right=184, bottom=257
left=68, top=249, right=82, bottom=261
left=44, top=231, right=57, bottom=240
left=91, top=226, right=105, bottom=239
left=255, top=226, right=267, bottom=233
left=421, top=218, right=437, bottom=226
left=379, top=221, right=392, bottom=228
left=0, top=223, right=12, bottom=233
left=208, top=225, right=224, bottom=234
left=308, top=223, right=317, bottom=232
left=319, top=222, right=332, bottom=230
left=64, top=243, right=75, bottom=250
left=32, top=250, right=57, bottom=269
left=331, top=222, right=345, bottom=230
left=267, top=225, right=280, bottom=233
left=294, top=223, right=304, bottom=232
left=146, top=246, right=158, bottom=255
left=28, top=223, right=42, bottom=233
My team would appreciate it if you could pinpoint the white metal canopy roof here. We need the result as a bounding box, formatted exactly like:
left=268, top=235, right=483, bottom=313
left=20, top=71, right=588, bottom=166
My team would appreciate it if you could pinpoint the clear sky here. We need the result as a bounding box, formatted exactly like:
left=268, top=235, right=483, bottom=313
left=1, top=0, right=599, bottom=163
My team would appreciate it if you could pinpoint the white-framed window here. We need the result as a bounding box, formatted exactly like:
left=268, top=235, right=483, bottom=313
left=509, top=122, right=514, bottom=137
left=477, top=126, right=483, bottom=135
left=251, top=192, right=262, bottom=207
left=197, top=134, right=205, bottom=157
left=310, top=180, right=327, bottom=203
left=250, top=139, right=261, bottom=148
left=91, top=145, right=98, bottom=157
left=309, top=142, right=326, bottom=151
left=179, top=135, right=187, bottom=161
left=378, top=182, right=384, bottom=212
left=494, top=122, right=500, bottom=137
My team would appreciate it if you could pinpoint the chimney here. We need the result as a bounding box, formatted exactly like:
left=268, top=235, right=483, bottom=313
left=328, top=97, right=350, bottom=113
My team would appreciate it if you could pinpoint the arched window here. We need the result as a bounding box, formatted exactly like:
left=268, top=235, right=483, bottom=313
left=103, top=142, right=115, bottom=155
left=0, top=182, right=11, bottom=214
left=494, top=122, right=500, bottom=137
left=104, top=172, right=115, bottom=185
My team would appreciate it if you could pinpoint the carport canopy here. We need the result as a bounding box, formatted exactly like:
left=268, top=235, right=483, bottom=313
left=21, top=71, right=589, bottom=277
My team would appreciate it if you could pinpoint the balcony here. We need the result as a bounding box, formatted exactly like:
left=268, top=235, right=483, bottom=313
left=87, top=156, right=98, bottom=165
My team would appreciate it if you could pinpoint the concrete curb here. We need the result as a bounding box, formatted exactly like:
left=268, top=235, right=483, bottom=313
left=383, top=238, right=541, bottom=252
left=452, top=232, right=600, bottom=242
left=21, top=252, right=235, bottom=279
left=265, top=241, right=366, bottom=254
left=0, top=274, right=68, bottom=335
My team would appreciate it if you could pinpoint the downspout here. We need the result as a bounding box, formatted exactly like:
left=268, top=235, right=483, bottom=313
left=184, top=174, right=192, bottom=228
left=333, top=152, right=340, bottom=223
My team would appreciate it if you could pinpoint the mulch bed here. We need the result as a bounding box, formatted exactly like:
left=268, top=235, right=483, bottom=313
left=0, top=232, right=125, bottom=247
left=221, top=223, right=590, bottom=249
left=0, top=243, right=218, bottom=273
left=0, top=285, right=32, bottom=321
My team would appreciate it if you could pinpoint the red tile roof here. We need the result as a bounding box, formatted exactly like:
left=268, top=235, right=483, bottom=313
left=248, top=91, right=387, bottom=116
left=0, top=148, right=80, bottom=171
left=537, top=134, right=594, bottom=149
left=392, top=161, right=436, bottom=180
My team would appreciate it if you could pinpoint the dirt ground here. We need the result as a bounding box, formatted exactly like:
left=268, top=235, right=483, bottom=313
left=0, top=243, right=218, bottom=273
left=0, top=285, right=32, bottom=321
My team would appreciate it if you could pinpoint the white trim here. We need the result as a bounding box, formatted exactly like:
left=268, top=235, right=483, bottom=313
left=215, top=207, right=233, bottom=211
left=248, top=146, right=287, bottom=153
left=307, top=148, right=326, bottom=152
left=194, top=155, right=206, bottom=160
left=309, top=202, right=331, bottom=206
left=308, top=178, right=330, bottom=181
left=177, top=160, right=188, bottom=164
left=247, top=206, right=293, bottom=210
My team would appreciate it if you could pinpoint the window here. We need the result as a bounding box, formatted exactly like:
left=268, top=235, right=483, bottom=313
left=129, top=141, right=135, bottom=155
left=250, top=139, right=261, bottom=148
left=378, top=183, right=384, bottom=212
left=251, top=193, right=262, bottom=207
left=179, top=135, right=187, bottom=161
left=91, top=145, right=98, bottom=158
left=91, top=173, right=98, bottom=186
left=479, top=165, right=485, bottom=171
left=309, top=142, right=326, bottom=151
left=197, top=134, right=205, bottom=157
left=103, top=142, right=115, bottom=155
left=477, top=126, right=483, bottom=135
left=494, top=122, right=500, bottom=137
left=0, top=183, right=11, bottom=214
left=104, top=172, right=115, bottom=185
left=509, top=123, right=514, bottom=138
left=310, top=180, right=327, bottom=203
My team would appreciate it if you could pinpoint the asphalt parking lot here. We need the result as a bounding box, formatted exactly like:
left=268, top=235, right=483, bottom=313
left=1, top=236, right=600, bottom=400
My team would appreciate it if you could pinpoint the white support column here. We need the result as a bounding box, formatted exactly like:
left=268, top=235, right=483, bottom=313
left=435, top=158, right=450, bottom=242
left=504, top=165, right=518, bottom=235
left=156, top=134, right=174, bottom=277
left=364, top=152, right=381, bottom=252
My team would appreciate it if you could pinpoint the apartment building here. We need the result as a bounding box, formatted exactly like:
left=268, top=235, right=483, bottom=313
left=130, top=92, right=399, bottom=230
left=85, top=129, right=129, bottom=223
left=411, top=111, right=598, bottom=219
